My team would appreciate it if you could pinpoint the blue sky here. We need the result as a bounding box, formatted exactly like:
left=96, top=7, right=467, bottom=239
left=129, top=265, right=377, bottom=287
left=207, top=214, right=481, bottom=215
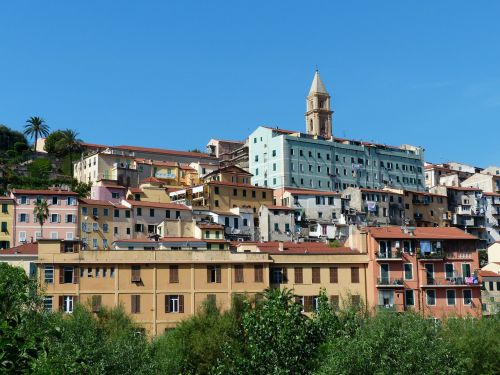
left=1, top=1, right=499, bottom=167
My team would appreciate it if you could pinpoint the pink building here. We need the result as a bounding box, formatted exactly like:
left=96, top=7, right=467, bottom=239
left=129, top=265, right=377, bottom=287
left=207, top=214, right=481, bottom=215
left=90, top=180, right=127, bottom=204
left=10, top=189, right=79, bottom=246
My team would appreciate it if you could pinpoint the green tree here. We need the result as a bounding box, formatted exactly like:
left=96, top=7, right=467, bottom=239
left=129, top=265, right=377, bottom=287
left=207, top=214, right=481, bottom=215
left=61, top=129, right=82, bottom=177
left=0, top=263, right=53, bottom=374
left=43, top=130, right=67, bottom=157
left=33, top=198, right=49, bottom=239
left=315, top=312, right=461, bottom=375
left=0, top=124, right=28, bottom=158
left=27, top=158, right=53, bottom=179
left=24, top=117, right=50, bottom=152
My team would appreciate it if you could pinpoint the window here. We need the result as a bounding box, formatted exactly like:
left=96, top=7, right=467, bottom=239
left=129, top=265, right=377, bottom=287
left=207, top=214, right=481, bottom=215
left=43, top=296, right=53, bottom=311
left=426, top=290, right=436, bottom=306
left=1, top=222, right=7, bottom=233
left=262, top=192, right=267, bottom=199
left=131, top=265, right=141, bottom=282
left=102, top=267, right=107, bottom=277
left=169, top=265, right=179, bottom=283
left=44, top=265, right=54, bottom=283
left=87, top=267, right=93, bottom=277
left=214, top=200, right=219, bottom=207
left=111, top=192, right=120, bottom=199
left=125, top=210, right=131, bottom=218
left=95, top=267, right=100, bottom=278
left=61, top=296, right=74, bottom=313
left=92, top=207, right=98, bottom=216
left=1, top=204, right=8, bottom=214
left=137, top=207, right=142, bottom=216
left=271, top=267, right=287, bottom=284
left=446, top=290, right=456, bottom=306
left=165, top=295, right=184, bottom=313
left=110, top=267, right=115, bottom=277
left=214, top=186, right=220, bottom=194
left=233, top=188, right=237, bottom=196
left=60, top=266, right=77, bottom=284
left=405, top=290, right=414, bottom=306
left=102, top=223, right=109, bottom=233
left=330, top=295, right=339, bottom=308
left=103, top=208, right=109, bottom=216
left=254, top=265, right=263, bottom=282
left=131, top=295, right=141, bottom=314
left=19, top=213, right=29, bottom=223
left=404, top=264, right=413, bottom=280
left=52, top=196, right=59, bottom=205
left=330, top=267, right=338, bottom=283
left=294, top=267, right=303, bottom=284
left=234, top=265, right=244, bottom=283
left=445, top=264, right=454, bottom=279
left=463, top=290, right=472, bottom=305
left=312, top=267, right=321, bottom=283
left=274, top=223, right=279, bottom=232
left=207, top=265, right=221, bottom=283
left=114, top=209, right=119, bottom=218
left=351, top=267, right=359, bottom=283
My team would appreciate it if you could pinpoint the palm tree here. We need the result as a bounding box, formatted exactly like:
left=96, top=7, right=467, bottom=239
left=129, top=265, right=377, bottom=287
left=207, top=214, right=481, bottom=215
left=62, top=129, right=83, bottom=177
left=24, top=116, right=50, bottom=152
left=33, top=199, right=50, bottom=240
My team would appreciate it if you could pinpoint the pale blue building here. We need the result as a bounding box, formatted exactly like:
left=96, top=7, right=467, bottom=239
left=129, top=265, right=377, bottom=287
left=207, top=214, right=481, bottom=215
left=249, top=72, right=425, bottom=192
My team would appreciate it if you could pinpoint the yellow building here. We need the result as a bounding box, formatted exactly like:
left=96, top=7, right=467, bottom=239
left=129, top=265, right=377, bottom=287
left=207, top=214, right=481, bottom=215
left=0, top=197, right=14, bottom=249
left=170, top=181, right=273, bottom=224
left=78, top=199, right=115, bottom=250
left=202, top=165, right=252, bottom=184
left=37, top=237, right=370, bottom=335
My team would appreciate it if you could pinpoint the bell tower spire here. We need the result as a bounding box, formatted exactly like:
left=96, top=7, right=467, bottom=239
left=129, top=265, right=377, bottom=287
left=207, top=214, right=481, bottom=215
left=305, top=70, right=333, bottom=139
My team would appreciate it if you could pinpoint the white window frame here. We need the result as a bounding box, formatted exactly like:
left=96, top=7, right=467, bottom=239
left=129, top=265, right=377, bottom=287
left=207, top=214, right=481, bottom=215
left=169, top=295, right=180, bottom=313
left=63, top=296, right=74, bottom=313
left=463, top=289, right=473, bottom=306
left=66, top=232, right=74, bottom=240
left=50, top=232, right=58, bottom=240
left=444, top=263, right=454, bottom=279
left=404, top=289, right=414, bottom=306
left=446, top=289, right=456, bottom=306
left=35, top=231, right=42, bottom=240
left=19, top=231, right=26, bottom=243
left=426, top=289, right=436, bottom=306
left=403, top=263, right=413, bottom=280
left=43, top=296, right=53, bottom=311
left=44, top=265, right=54, bottom=283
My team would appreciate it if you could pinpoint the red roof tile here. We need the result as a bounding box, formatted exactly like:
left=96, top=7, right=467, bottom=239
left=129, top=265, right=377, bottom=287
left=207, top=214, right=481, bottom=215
left=79, top=199, right=113, bottom=206
left=0, top=196, right=14, bottom=201
left=367, top=226, right=478, bottom=240
left=197, top=223, right=224, bottom=229
left=11, top=189, right=78, bottom=196
left=264, top=205, right=295, bottom=211
left=479, top=270, right=500, bottom=278
left=112, top=145, right=218, bottom=160
left=447, top=186, right=482, bottom=191
left=141, top=177, right=163, bottom=184
left=125, top=200, right=190, bottom=210
left=283, top=188, right=340, bottom=196
left=207, top=181, right=273, bottom=190
left=0, top=242, right=38, bottom=255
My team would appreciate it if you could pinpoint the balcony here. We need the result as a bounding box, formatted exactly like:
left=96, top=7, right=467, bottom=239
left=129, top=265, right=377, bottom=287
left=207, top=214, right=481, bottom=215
left=417, top=250, right=444, bottom=260
left=421, top=276, right=480, bottom=287
left=376, top=250, right=403, bottom=260
left=456, top=206, right=472, bottom=216
left=376, top=277, right=404, bottom=287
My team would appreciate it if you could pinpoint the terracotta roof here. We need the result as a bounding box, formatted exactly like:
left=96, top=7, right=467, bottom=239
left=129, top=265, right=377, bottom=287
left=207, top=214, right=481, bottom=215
left=479, top=270, right=500, bottom=278
left=484, top=192, right=500, bottom=197
left=256, top=241, right=357, bottom=255
left=0, top=196, right=14, bottom=201
left=0, top=242, right=38, bottom=255
left=447, top=186, right=482, bottom=191
left=79, top=199, right=113, bottom=206
left=82, top=142, right=108, bottom=149
left=204, top=239, right=229, bottom=243
left=135, top=158, right=178, bottom=167
left=179, top=163, right=196, bottom=171
left=111, top=145, right=218, bottom=160
left=197, top=223, right=224, bottom=229
left=11, top=189, right=78, bottom=196
left=283, top=188, right=340, bottom=196
left=408, top=190, right=447, bottom=198
left=207, top=181, right=273, bottom=190
left=141, top=177, right=163, bottom=184
left=264, top=205, right=295, bottom=211
left=128, top=188, right=143, bottom=194
left=262, top=126, right=297, bottom=134
left=367, top=226, right=478, bottom=240
left=125, top=200, right=190, bottom=210
left=203, top=165, right=252, bottom=179
left=360, top=188, right=399, bottom=195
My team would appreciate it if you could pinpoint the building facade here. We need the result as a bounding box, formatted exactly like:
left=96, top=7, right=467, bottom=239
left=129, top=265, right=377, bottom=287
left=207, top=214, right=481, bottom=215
left=0, top=197, right=15, bottom=249
left=258, top=205, right=295, bottom=242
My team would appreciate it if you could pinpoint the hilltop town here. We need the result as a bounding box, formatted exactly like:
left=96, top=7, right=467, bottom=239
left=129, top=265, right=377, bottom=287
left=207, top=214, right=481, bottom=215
left=1, top=72, right=499, bottom=335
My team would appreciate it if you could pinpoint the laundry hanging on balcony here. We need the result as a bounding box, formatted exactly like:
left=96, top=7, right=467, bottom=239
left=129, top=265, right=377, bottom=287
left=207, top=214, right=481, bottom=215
left=420, top=240, right=432, bottom=254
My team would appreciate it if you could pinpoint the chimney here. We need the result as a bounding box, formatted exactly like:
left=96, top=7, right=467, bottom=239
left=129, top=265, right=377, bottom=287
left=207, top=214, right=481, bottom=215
left=278, top=241, right=284, bottom=252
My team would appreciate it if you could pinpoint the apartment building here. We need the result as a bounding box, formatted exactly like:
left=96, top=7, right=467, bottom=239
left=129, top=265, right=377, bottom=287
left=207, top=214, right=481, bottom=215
left=347, top=226, right=482, bottom=318
left=401, top=190, right=449, bottom=227
left=461, top=172, right=500, bottom=194
left=249, top=73, right=425, bottom=192
left=10, top=189, right=79, bottom=246
left=74, top=145, right=218, bottom=186
left=238, top=241, right=369, bottom=311
left=342, top=188, right=404, bottom=226
left=90, top=180, right=127, bottom=203
left=431, top=186, right=488, bottom=249
left=0, top=197, right=14, bottom=249
left=133, top=159, right=199, bottom=188
left=169, top=181, right=273, bottom=224
left=204, top=207, right=255, bottom=242
left=79, top=199, right=114, bottom=250
left=484, top=193, right=500, bottom=244
left=0, top=242, right=38, bottom=276
left=202, top=165, right=252, bottom=185
left=36, top=238, right=271, bottom=335
left=258, top=205, right=295, bottom=242
left=125, top=180, right=171, bottom=203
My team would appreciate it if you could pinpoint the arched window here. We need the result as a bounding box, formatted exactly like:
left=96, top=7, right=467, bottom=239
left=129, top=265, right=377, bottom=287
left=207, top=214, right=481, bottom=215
left=309, top=119, right=313, bottom=132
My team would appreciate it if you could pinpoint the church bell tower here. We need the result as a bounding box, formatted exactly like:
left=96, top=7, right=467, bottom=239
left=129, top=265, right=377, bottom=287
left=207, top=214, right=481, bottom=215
left=305, top=70, right=333, bottom=139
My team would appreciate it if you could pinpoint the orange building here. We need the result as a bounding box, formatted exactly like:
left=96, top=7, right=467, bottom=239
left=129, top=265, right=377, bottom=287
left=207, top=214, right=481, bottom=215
left=348, top=226, right=482, bottom=318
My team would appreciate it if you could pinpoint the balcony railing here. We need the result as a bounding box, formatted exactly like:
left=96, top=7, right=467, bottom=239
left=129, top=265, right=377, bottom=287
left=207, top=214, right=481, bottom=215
left=377, top=277, right=404, bottom=286
left=376, top=250, right=403, bottom=260
left=422, top=276, right=480, bottom=286
left=417, top=250, right=444, bottom=260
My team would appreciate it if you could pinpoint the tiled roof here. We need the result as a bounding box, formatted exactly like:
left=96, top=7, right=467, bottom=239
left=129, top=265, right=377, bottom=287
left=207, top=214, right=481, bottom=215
left=484, top=192, right=500, bottom=197
left=125, top=200, right=190, bottom=210
left=283, top=188, right=340, bottom=196
left=262, top=126, right=296, bottom=134
left=446, top=186, right=482, bottom=191
left=478, top=270, right=500, bottom=278
left=11, top=189, right=78, bottom=196
left=141, top=177, right=163, bottom=184
left=128, top=188, right=143, bottom=194
left=0, top=196, right=14, bottom=201
left=97, top=180, right=127, bottom=189
left=111, top=145, right=218, bottom=160
left=0, top=242, right=38, bottom=255
left=256, top=241, right=357, bottom=255
left=367, top=226, right=477, bottom=240
left=135, top=158, right=178, bottom=167
left=197, top=223, right=224, bottom=229
left=79, top=199, right=113, bottom=206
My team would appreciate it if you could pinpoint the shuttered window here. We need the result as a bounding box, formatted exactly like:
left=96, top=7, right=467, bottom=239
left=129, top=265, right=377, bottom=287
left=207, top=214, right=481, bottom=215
left=234, top=265, right=244, bottom=283
left=91, top=295, right=102, bottom=312
left=294, top=267, right=303, bottom=284
left=207, top=265, right=221, bottom=283
left=330, top=295, right=339, bottom=308
left=254, top=265, right=263, bottom=282
left=303, top=296, right=313, bottom=312
left=131, top=266, right=141, bottom=282
left=330, top=267, right=338, bottom=283
left=131, top=295, right=141, bottom=314
left=351, top=267, right=360, bottom=283
left=312, top=267, right=321, bottom=284
left=165, top=295, right=184, bottom=313
left=169, top=265, right=179, bottom=283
